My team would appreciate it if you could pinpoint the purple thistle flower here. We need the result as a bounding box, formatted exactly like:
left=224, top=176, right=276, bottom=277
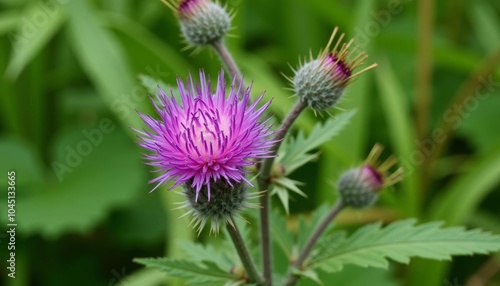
left=136, top=70, right=275, bottom=201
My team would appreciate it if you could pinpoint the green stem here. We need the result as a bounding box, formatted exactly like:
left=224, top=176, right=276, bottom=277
left=258, top=99, right=307, bottom=285
left=226, top=217, right=265, bottom=285
left=283, top=199, right=345, bottom=286
left=257, top=190, right=272, bottom=285
left=211, top=40, right=244, bottom=89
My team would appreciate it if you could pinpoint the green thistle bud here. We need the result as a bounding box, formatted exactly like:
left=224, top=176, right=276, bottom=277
left=165, top=0, right=231, bottom=46
left=292, top=27, right=377, bottom=110
left=337, top=144, right=403, bottom=208
left=180, top=179, right=257, bottom=235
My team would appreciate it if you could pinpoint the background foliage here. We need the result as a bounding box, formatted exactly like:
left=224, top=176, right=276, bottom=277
left=1, top=0, right=500, bottom=285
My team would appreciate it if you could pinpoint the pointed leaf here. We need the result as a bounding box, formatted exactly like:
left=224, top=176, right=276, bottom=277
left=280, top=110, right=355, bottom=174
left=274, top=177, right=307, bottom=197
left=178, top=241, right=233, bottom=272
left=134, top=258, right=235, bottom=285
left=308, top=219, right=500, bottom=273
left=273, top=186, right=290, bottom=215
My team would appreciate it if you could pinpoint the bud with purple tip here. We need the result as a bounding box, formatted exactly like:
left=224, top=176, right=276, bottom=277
left=293, top=27, right=377, bottom=110
left=337, top=144, right=403, bottom=208
left=165, top=0, right=231, bottom=46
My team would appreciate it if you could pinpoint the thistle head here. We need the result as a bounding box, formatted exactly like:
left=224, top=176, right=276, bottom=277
left=180, top=179, right=258, bottom=235
left=337, top=144, right=403, bottom=208
left=293, top=27, right=377, bottom=110
left=164, top=0, right=231, bottom=46
left=135, top=69, right=275, bottom=199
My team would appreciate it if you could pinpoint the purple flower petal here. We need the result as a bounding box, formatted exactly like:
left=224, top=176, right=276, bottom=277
left=136, top=70, right=275, bottom=199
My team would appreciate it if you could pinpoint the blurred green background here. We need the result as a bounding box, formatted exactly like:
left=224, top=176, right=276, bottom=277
left=1, top=0, right=500, bottom=285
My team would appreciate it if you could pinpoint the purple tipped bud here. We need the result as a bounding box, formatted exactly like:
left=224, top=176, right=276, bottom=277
left=174, top=0, right=231, bottom=45
left=293, top=27, right=376, bottom=110
left=178, top=0, right=206, bottom=18
left=337, top=144, right=403, bottom=209
left=361, top=165, right=383, bottom=189
left=337, top=166, right=381, bottom=208
left=324, top=53, right=352, bottom=86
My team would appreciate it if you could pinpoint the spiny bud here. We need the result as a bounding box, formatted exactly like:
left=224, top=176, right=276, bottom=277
left=337, top=144, right=403, bottom=208
left=164, top=0, right=231, bottom=46
left=292, top=27, right=377, bottom=110
left=179, top=179, right=257, bottom=235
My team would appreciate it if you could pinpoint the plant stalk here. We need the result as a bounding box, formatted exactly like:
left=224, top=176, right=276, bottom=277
left=226, top=217, right=265, bottom=285
left=283, top=199, right=345, bottom=286
left=258, top=99, right=307, bottom=285
left=212, top=40, right=244, bottom=89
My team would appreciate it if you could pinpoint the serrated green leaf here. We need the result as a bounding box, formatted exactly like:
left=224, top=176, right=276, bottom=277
left=292, top=268, right=322, bottom=286
left=178, top=241, right=233, bottom=272
left=271, top=170, right=309, bottom=213
left=280, top=110, right=356, bottom=174
left=308, top=219, right=500, bottom=273
left=272, top=177, right=308, bottom=213
left=285, top=153, right=320, bottom=175
left=273, top=185, right=290, bottom=215
left=134, top=258, right=235, bottom=285
left=299, top=264, right=398, bottom=286
left=274, top=177, right=307, bottom=197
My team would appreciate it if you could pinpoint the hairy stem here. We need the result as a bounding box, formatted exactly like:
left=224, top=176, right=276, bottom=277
left=258, top=100, right=307, bottom=285
left=283, top=199, right=345, bottom=286
left=226, top=217, right=264, bottom=285
left=257, top=191, right=272, bottom=285
left=212, top=40, right=244, bottom=88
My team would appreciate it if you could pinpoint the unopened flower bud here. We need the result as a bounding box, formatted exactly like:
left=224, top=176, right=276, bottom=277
left=182, top=179, right=249, bottom=234
left=293, top=27, right=377, bottom=110
left=338, top=166, right=382, bottom=208
left=337, top=144, right=403, bottom=208
left=169, top=0, right=231, bottom=46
